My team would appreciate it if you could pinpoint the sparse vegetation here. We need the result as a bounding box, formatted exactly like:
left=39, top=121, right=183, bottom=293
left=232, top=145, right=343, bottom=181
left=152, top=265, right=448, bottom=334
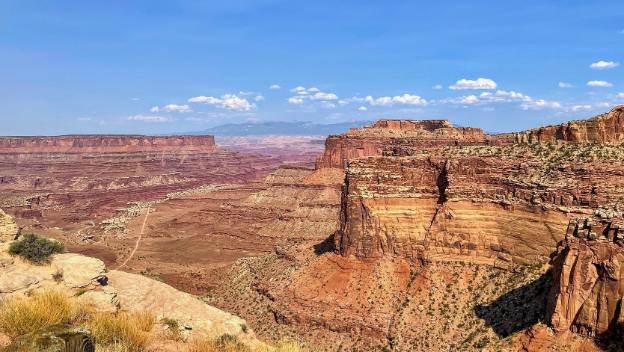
left=0, top=289, right=87, bottom=338
left=87, top=311, right=155, bottom=352
left=186, top=334, right=305, bottom=352
left=8, top=233, right=64, bottom=264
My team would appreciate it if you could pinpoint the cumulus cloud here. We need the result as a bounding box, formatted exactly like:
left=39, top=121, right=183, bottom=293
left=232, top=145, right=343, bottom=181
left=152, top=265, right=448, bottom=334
left=291, top=86, right=308, bottom=94
left=357, top=106, right=368, bottom=111
left=288, top=96, right=305, bottom=105
left=150, top=104, right=192, bottom=113
left=311, top=92, right=338, bottom=101
left=558, top=82, right=573, bottom=88
left=269, top=84, right=281, bottom=90
left=287, top=87, right=340, bottom=105
left=587, top=80, right=613, bottom=87
left=521, top=99, right=562, bottom=110
left=254, top=95, right=265, bottom=102
left=459, top=95, right=479, bottom=105
left=432, top=84, right=443, bottom=90
left=571, top=105, right=592, bottom=112
left=617, top=93, right=624, bottom=99
left=188, top=94, right=254, bottom=111
left=449, top=78, right=497, bottom=90
left=590, top=60, right=620, bottom=70
left=127, top=114, right=170, bottom=122
left=363, top=94, right=428, bottom=106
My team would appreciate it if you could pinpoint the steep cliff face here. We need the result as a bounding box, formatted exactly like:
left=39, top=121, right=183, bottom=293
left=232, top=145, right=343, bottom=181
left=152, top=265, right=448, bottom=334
left=517, top=105, right=624, bottom=144
left=0, top=135, right=216, bottom=154
left=315, top=119, right=487, bottom=168
left=335, top=147, right=624, bottom=267
left=547, top=218, right=624, bottom=338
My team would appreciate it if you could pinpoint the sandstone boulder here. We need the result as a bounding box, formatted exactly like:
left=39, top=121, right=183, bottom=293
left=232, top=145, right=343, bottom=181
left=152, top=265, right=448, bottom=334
left=0, top=209, right=18, bottom=242
left=51, top=253, right=106, bottom=288
left=107, top=270, right=255, bottom=342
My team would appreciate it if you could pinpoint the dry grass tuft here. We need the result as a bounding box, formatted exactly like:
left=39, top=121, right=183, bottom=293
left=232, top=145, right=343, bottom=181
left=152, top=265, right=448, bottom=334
left=0, top=289, right=87, bottom=338
left=88, top=311, right=154, bottom=352
left=186, top=334, right=305, bottom=352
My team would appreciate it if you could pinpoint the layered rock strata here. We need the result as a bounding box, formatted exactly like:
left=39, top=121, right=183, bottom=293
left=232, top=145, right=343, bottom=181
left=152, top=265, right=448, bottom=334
left=517, top=105, right=624, bottom=144
left=315, top=120, right=488, bottom=168
left=335, top=150, right=624, bottom=267
left=547, top=218, right=624, bottom=338
left=0, top=135, right=216, bottom=154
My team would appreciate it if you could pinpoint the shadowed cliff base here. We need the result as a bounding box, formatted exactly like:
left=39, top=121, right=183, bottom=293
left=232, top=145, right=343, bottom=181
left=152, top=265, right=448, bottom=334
left=475, top=269, right=552, bottom=337
left=313, top=234, right=335, bottom=256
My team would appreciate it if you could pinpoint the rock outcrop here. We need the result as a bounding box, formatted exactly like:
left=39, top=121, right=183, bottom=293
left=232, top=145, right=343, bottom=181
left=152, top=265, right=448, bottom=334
left=516, top=105, right=624, bottom=144
left=0, top=135, right=216, bottom=154
left=0, top=209, right=18, bottom=242
left=315, top=119, right=488, bottom=168
left=335, top=152, right=624, bottom=267
left=0, top=242, right=256, bottom=344
left=547, top=218, right=624, bottom=338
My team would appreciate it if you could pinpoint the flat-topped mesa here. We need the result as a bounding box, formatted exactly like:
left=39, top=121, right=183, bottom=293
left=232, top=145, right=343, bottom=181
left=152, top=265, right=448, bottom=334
left=547, top=218, right=624, bottom=339
left=516, top=105, right=624, bottom=144
left=0, top=135, right=216, bottom=154
left=315, top=119, right=487, bottom=168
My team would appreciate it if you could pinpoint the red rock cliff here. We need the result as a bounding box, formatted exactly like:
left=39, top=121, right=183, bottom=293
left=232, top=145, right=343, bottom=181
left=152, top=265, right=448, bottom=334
left=547, top=218, right=624, bottom=338
left=517, top=105, right=624, bottom=144
left=0, top=135, right=216, bottom=154
left=335, top=153, right=624, bottom=267
left=315, top=119, right=487, bottom=168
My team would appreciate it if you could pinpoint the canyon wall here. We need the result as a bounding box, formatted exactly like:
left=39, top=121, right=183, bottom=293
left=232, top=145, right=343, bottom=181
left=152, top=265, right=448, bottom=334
left=547, top=218, right=624, bottom=338
left=516, top=105, right=624, bottom=144
left=315, top=120, right=488, bottom=168
left=0, top=135, right=216, bottom=154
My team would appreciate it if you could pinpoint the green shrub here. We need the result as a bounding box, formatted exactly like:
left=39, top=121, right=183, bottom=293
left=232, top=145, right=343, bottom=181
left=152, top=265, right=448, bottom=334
left=8, top=234, right=65, bottom=264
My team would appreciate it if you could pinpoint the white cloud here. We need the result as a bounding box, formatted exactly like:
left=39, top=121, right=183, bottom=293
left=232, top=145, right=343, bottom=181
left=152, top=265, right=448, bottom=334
left=320, top=101, right=336, bottom=109
left=590, top=60, right=620, bottom=70
left=357, top=106, right=368, bottom=111
left=432, top=84, right=443, bottom=90
left=269, top=84, right=281, bottom=90
left=311, top=92, right=338, bottom=101
left=558, top=82, right=573, bottom=88
left=459, top=95, right=479, bottom=105
left=364, top=94, right=428, bottom=106
left=288, top=96, right=305, bottom=105
left=449, top=78, right=497, bottom=90
left=151, top=104, right=192, bottom=113
left=291, top=86, right=307, bottom=94
left=492, top=90, right=531, bottom=102
left=571, top=104, right=592, bottom=112
left=616, top=93, right=624, bottom=99
left=308, top=87, right=320, bottom=93
left=587, top=80, right=613, bottom=87
left=128, top=114, right=170, bottom=122
left=521, top=99, right=562, bottom=110
left=188, top=94, right=254, bottom=111
left=254, top=95, right=265, bottom=102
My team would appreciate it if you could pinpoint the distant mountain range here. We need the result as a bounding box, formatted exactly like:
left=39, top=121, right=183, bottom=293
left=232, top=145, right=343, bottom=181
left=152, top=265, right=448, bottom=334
left=185, top=120, right=372, bottom=136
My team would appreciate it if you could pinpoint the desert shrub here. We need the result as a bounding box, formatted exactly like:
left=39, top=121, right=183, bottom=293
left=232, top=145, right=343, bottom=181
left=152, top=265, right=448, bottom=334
left=8, top=234, right=64, bottom=264
left=88, top=311, right=154, bottom=352
left=160, top=317, right=182, bottom=341
left=0, top=289, right=86, bottom=338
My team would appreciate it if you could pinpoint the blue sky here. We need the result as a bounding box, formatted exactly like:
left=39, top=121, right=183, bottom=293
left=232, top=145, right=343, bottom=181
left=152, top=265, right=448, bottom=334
left=1, top=1, right=623, bottom=135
